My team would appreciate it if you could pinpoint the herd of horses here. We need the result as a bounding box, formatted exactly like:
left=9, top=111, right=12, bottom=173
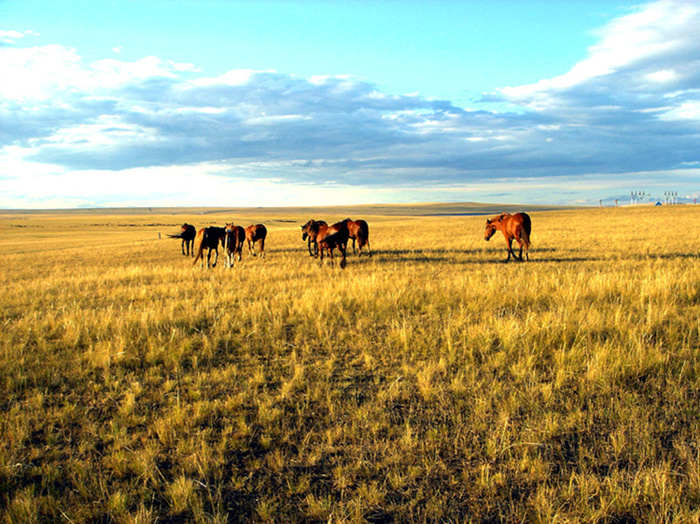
left=168, top=222, right=267, bottom=268
left=168, top=212, right=531, bottom=269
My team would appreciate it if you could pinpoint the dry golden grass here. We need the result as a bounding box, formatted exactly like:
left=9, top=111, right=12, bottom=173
left=1, top=204, right=699, bottom=523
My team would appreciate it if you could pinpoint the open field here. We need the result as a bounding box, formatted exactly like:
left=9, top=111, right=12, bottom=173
left=1, top=204, right=699, bottom=523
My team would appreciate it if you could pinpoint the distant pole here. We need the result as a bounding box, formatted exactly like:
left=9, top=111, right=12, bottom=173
left=599, top=199, right=603, bottom=208
left=615, top=199, right=618, bottom=207
left=158, top=232, right=161, bottom=239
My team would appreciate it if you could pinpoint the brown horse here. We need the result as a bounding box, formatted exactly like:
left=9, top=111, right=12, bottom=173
left=341, top=218, right=371, bottom=257
left=192, top=226, right=227, bottom=268
left=301, top=219, right=328, bottom=257
left=224, top=223, right=245, bottom=268
left=317, top=220, right=350, bottom=269
left=168, top=223, right=196, bottom=256
left=484, top=212, right=532, bottom=261
left=245, top=224, right=267, bottom=258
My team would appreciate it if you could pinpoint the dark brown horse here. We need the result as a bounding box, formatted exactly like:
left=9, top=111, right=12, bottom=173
left=301, top=219, right=328, bottom=257
left=192, top=226, right=226, bottom=268
left=341, top=218, right=371, bottom=257
left=168, top=223, right=196, bottom=256
left=224, top=223, right=245, bottom=268
left=245, top=224, right=267, bottom=258
left=317, top=220, right=350, bottom=269
left=484, top=212, right=532, bottom=261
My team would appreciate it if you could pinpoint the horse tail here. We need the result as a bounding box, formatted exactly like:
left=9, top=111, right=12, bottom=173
left=191, top=229, right=205, bottom=267
left=520, top=214, right=532, bottom=249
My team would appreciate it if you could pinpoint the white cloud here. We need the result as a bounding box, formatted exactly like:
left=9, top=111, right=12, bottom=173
left=496, top=0, right=700, bottom=115
left=0, top=30, right=39, bottom=44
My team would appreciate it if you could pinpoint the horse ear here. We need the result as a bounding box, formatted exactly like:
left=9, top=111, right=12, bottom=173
left=486, top=219, right=491, bottom=224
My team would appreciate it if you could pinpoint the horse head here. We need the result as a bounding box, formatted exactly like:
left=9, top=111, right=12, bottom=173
left=484, top=219, right=497, bottom=241
left=301, top=219, right=316, bottom=240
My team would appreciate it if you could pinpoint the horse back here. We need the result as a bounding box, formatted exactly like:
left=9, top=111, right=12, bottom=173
left=319, top=221, right=349, bottom=247
left=246, top=224, right=267, bottom=242
left=511, top=213, right=531, bottom=245
left=225, top=226, right=245, bottom=251
left=348, top=219, right=369, bottom=239
left=183, top=224, right=196, bottom=241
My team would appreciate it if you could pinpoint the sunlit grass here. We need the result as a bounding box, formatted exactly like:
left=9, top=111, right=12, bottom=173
left=1, top=205, right=699, bottom=522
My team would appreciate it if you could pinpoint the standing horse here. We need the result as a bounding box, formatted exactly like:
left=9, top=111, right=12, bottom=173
left=484, top=212, right=532, bottom=261
left=245, top=224, right=267, bottom=258
left=192, top=226, right=226, bottom=269
left=224, top=223, right=245, bottom=268
left=301, top=219, right=328, bottom=257
left=317, top=220, right=350, bottom=269
left=168, top=223, right=196, bottom=256
left=342, top=218, right=371, bottom=257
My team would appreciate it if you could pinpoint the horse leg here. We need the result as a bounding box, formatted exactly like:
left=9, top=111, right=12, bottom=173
left=259, top=238, right=265, bottom=259
left=505, top=238, right=514, bottom=261
left=352, top=238, right=357, bottom=255
left=182, top=240, right=186, bottom=256
left=520, top=229, right=529, bottom=261
left=339, top=243, right=347, bottom=269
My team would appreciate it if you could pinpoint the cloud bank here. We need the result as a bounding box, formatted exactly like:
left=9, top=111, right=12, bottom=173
left=1, top=0, right=699, bottom=208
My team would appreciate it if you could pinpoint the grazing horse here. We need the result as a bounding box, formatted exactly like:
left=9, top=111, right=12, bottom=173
left=301, top=219, right=328, bottom=257
left=168, top=223, right=197, bottom=256
left=224, top=223, right=245, bottom=268
left=245, top=224, right=267, bottom=258
left=484, top=212, right=532, bottom=261
left=317, top=220, right=350, bottom=269
left=192, top=226, right=226, bottom=269
left=341, top=218, right=371, bottom=257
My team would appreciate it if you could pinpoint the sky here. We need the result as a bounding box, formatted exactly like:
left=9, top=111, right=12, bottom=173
left=1, top=0, right=699, bottom=209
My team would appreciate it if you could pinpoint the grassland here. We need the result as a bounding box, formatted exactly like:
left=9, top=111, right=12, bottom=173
left=1, top=204, right=699, bottom=523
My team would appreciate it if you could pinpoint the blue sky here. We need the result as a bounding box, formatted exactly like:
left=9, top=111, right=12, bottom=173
left=1, top=0, right=699, bottom=208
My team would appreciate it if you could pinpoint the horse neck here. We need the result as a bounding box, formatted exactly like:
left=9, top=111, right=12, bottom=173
left=492, top=219, right=507, bottom=232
